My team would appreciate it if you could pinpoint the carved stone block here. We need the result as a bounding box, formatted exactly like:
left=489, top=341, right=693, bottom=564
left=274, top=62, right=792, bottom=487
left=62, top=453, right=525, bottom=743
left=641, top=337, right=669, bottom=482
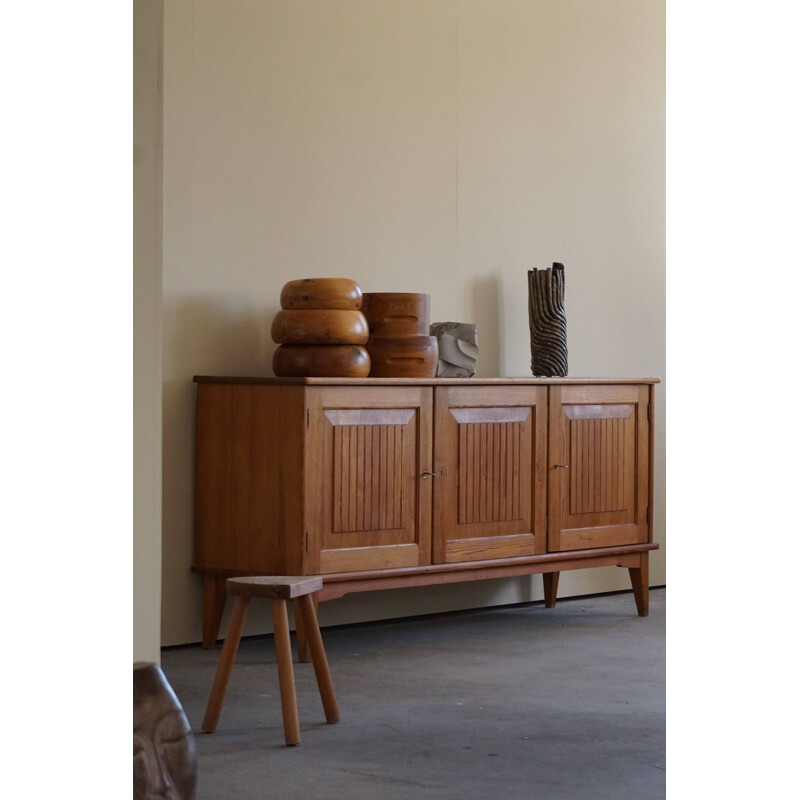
left=430, top=322, right=478, bottom=378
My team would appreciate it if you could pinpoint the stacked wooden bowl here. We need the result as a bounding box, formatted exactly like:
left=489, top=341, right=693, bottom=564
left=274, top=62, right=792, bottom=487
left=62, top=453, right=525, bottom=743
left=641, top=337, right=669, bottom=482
left=362, top=293, right=438, bottom=378
left=271, top=279, right=371, bottom=377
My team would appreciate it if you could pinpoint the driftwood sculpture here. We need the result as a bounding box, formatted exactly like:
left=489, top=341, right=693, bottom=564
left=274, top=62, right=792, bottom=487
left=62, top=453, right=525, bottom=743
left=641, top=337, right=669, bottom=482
left=528, top=262, right=568, bottom=377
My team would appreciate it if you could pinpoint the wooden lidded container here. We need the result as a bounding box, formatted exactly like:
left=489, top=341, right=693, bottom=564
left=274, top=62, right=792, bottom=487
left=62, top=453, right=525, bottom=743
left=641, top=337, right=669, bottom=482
left=362, top=292, right=438, bottom=378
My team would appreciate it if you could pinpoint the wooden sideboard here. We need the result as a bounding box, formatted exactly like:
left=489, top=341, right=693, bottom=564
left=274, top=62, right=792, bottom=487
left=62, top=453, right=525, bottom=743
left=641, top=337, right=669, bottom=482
left=193, top=376, right=659, bottom=649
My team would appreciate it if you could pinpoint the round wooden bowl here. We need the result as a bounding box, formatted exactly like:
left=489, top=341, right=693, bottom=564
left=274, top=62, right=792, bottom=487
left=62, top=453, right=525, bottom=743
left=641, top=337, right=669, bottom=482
left=273, top=344, right=371, bottom=377
left=362, top=293, right=430, bottom=336
left=366, top=335, right=439, bottom=378
left=271, top=309, right=369, bottom=345
left=280, top=278, right=363, bottom=310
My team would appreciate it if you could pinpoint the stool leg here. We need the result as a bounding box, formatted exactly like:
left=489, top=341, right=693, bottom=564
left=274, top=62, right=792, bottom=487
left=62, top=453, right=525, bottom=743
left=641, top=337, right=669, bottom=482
left=292, top=598, right=311, bottom=663
left=202, top=596, right=250, bottom=732
left=202, top=575, right=228, bottom=649
left=271, top=599, right=301, bottom=746
left=298, top=593, right=340, bottom=724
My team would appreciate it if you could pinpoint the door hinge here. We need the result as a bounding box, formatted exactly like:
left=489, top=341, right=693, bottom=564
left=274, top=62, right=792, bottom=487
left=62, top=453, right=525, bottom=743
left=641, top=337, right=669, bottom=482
left=647, top=403, right=652, bottom=421
left=305, top=531, right=309, bottom=552
left=646, top=506, right=650, bottom=525
left=306, top=409, right=310, bottom=428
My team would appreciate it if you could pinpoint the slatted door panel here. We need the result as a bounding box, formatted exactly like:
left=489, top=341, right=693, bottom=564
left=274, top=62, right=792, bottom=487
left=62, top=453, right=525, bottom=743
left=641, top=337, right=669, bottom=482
left=433, top=386, right=547, bottom=563
left=305, top=386, right=432, bottom=574
left=549, top=384, right=649, bottom=551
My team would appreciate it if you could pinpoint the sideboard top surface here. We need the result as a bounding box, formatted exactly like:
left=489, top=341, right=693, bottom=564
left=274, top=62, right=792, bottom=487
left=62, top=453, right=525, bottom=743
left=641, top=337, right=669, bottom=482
left=194, top=375, right=661, bottom=386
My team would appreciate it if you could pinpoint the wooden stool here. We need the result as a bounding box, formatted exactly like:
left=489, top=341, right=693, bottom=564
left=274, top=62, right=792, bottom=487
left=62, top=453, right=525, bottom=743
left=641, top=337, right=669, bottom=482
left=201, top=576, right=339, bottom=746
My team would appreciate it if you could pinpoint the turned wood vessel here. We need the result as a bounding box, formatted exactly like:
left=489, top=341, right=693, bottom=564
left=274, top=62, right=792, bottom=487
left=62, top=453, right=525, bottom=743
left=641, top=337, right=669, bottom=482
left=361, top=293, right=430, bottom=336
left=280, top=278, right=363, bottom=310
left=365, top=334, right=439, bottom=377
left=273, top=344, right=371, bottom=378
left=271, top=309, right=369, bottom=345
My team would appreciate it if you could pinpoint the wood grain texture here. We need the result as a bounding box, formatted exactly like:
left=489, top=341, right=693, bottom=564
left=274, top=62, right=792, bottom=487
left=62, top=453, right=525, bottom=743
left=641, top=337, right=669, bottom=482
left=297, top=594, right=340, bottom=724
left=271, top=309, right=369, bottom=345
left=280, top=278, right=363, bottom=310
left=271, top=599, right=301, bottom=745
left=273, top=344, right=370, bottom=378
left=629, top=552, right=650, bottom=616
left=195, top=375, right=660, bottom=386
left=202, top=596, right=250, bottom=732
left=226, top=575, right=322, bottom=599
left=362, top=292, right=430, bottom=336
left=192, top=378, right=658, bottom=633
left=318, top=547, right=653, bottom=600
left=366, top=335, right=438, bottom=378
left=194, top=384, right=305, bottom=576
left=202, top=575, right=228, bottom=649
left=528, top=263, right=568, bottom=377
left=549, top=384, right=650, bottom=552
left=543, top=572, right=559, bottom=608
left=432, top=385, right=547, bottom=564
left=305, top=385, right=432, bottom=574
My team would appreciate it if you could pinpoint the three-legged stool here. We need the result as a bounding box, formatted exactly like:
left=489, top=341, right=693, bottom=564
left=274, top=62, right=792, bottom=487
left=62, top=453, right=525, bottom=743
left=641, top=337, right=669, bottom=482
left=201, top=576, right=339, bottom=746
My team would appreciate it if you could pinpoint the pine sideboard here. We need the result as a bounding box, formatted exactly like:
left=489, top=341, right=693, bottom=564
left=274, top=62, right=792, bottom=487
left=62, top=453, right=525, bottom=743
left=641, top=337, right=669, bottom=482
left=193, top=376, right=659, bottom=650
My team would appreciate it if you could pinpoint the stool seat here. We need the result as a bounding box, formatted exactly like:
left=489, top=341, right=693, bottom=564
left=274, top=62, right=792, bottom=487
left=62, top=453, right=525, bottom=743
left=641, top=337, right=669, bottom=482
left=202, top=575, right=339, bottom=746
left=227, top=575, right=323, bottom=600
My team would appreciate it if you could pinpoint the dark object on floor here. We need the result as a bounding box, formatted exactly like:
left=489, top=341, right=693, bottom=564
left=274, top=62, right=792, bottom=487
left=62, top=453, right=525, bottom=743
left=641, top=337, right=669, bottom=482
left=134, top=662, right=197, bottom=800
left=202, top=576, right=340, bottom=746
left=528, top=262, right=568, bottom=377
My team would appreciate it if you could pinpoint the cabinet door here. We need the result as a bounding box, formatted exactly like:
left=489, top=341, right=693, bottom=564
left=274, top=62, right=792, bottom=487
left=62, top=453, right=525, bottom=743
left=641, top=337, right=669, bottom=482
left=433, top=386, right=547, bottom=563
left=549, top=384, right=650, bottom=551
left=305, top=386, right=432, bottom=574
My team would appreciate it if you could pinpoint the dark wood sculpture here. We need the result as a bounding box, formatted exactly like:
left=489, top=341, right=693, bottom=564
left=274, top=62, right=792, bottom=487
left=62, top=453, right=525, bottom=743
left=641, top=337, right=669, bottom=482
left=528, top=262, right=568, bottom=377
left=134, top=662, right=197, bottom=800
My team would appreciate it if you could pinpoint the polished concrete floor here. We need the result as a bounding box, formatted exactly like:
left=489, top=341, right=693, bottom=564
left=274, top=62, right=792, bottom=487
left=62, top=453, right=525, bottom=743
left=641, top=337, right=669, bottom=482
left=162, top=589, right=665, bottom=800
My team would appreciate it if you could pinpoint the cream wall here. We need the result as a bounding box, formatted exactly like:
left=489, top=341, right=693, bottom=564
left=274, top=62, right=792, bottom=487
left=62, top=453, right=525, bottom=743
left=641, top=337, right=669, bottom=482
left=134, top=0, right=164, bottom=662
left=161, top=0, right=665, bottom=646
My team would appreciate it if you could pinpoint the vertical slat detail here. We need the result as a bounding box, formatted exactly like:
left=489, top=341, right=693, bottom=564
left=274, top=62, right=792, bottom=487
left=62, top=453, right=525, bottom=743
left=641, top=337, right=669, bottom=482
left=393, top=425, right=403, bottom=528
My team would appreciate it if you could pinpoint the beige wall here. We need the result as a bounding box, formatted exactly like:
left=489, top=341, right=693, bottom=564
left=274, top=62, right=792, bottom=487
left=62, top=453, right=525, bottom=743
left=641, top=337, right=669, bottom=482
left=134, top=0, right=164, bottom=662
left=161, top=0, right=665, bottom=646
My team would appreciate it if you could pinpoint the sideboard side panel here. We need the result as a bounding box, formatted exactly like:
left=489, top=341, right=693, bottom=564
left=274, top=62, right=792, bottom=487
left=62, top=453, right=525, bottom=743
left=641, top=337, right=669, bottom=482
left=194, top=384, right=305, bottom=575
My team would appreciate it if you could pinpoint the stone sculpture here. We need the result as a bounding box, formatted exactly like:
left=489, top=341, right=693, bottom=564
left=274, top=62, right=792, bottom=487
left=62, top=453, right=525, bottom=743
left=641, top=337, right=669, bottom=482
left=134, top=662, right=197, bottom=800
left=528, top=262, right=568, bottom=377
left=430, top=321, right=478, bottom=378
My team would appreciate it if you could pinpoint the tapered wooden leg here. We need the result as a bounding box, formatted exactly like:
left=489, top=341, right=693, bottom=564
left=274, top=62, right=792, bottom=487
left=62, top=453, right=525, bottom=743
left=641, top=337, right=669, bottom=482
left=202, top=575, right=228, bottom=649
left=271, top=599, right=301, bottom=746
left=202, top=596, right=250, bottom=732
left=298, top=593, right=339, bottom=725
left=293, top=598, right=311, bottom=663
left=629, top=553, right=650, bottom=617
left=543, top=572, right=559, bottom=608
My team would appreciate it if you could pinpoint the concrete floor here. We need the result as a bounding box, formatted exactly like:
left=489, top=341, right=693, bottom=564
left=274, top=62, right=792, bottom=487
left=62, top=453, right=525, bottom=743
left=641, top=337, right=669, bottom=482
left=162, top=588, right=665, bottom=800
